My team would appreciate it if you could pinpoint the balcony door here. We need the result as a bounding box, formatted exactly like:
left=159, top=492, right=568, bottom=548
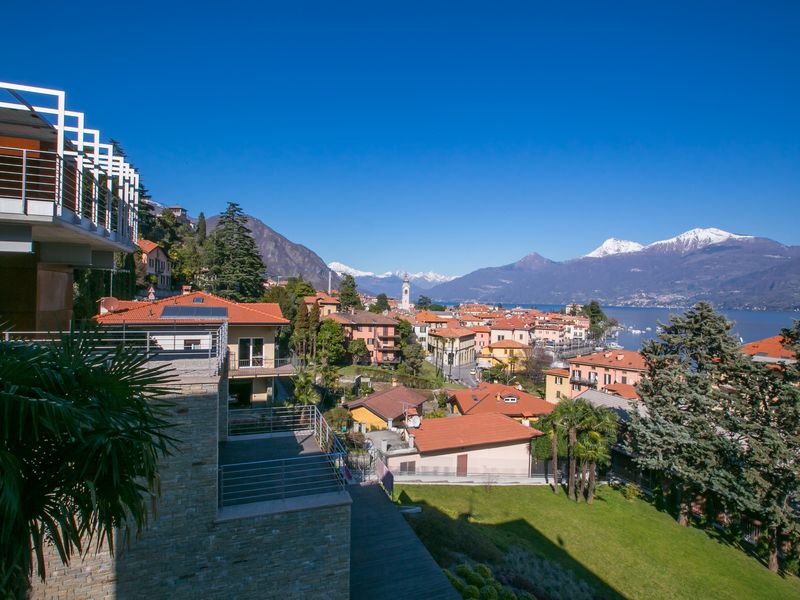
left=238, top=338, right=264, bottom=368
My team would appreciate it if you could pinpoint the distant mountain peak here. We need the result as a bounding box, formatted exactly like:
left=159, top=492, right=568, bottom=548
left=328, top=261, right=375, bottom=278
left=585, top=238, right=644, bottom=258
left=647, top=227, right=753, bottom=253
left=328, top=262, right=457, bottom=283
left=514, top=252, right=553, bottom=269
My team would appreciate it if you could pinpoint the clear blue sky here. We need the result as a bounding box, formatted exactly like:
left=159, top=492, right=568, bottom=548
left=3, top=1, right=799, bottom=275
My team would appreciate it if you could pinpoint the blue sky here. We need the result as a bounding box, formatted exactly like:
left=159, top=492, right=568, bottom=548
left=3, top=1, right=798, bottom=275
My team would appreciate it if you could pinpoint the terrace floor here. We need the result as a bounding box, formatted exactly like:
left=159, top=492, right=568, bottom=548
left=219, top=431, right=320, bottom=464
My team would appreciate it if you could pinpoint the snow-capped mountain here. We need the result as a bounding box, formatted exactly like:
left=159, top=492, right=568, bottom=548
left=328, top=262, right=456, bottom=284
left=327, top=261, right=376, bottom=278
left=328, top=262, right=458, bottom=296
left=646, top=227, right=753, bottom=254
left=585, top=238, right=644, bottom=258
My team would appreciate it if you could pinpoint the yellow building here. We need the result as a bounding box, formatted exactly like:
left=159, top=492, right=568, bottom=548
left=543, top=368, right=571, bottom=404
left=478, top=339, right=531, bottom=373
left=344, top=384, right=426, bottom=432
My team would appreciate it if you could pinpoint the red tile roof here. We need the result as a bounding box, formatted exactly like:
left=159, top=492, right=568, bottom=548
left=602, top=383, right=640, bottom=401
left=136, top=239, right=161, bottom=254
left=490, top=318, right=529, bottom=330
left=328, top=311, right=398, bottom=326
left=94, top=291, right=288, bottom=325
left=449, top=383, right=554, bottom=418
left=410, top=413, right=542, bottom=453
left=740, top=335, right=796, bottom=361
left=487, top=339, right=530, bottom=349
left=543, top=368, right=569, bottom=377
left=304, top=292, right=340, bottom=305
left=429, top=327, right=476, bottom=339
left=415, top=310, right=450, bottom=324
left=471, top=326, right=491, bottom=333
left=344, top=385, right=426, bottom=421
left=568, top=349, right=645, bottom=371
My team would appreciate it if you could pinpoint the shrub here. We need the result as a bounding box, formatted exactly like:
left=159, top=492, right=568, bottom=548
left=622, top=483, right=642, bottom=501
left=504, top=547, right=594, bottom=600
left=474, top=563, right=493, bottom=580
left=499, top=590, right=518, bottom=600
left=466, top=572, right=486, bottom=588
left=480, top=585, right=499, bottom=600
left=517, top=593, right=536, bottom=600
left=456, top=563, right=473, bottom=579
left=444, top=569, right=466, bottom=593
left=463, top=585, right=481, bottom=599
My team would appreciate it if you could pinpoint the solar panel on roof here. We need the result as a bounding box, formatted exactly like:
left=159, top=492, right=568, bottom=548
left=161, top=306, right=228, bottom=320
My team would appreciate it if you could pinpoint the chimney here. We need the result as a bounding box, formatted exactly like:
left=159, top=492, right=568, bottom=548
left=182, top=284, right=192, bottom=295
left=408, top=433, right=415, bottom=449
left=617, top=354, right=624, bottom=361
left=391, top=376, right=399, bottom=388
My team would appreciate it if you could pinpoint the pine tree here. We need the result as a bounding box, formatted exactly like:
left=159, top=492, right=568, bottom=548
left=628, top=303, right=743, bottom=524
left=196, top=212, right=207, bottom=244
left=308, top=303, right=321, bottom=358
left=292, top=303, right=310, bottom=360
left=370, top=293, right=390, bottom=313
left=338, top=274, right=362, bottom=310
left=203, top=202, right=265, bottom=301
left=317, top=320, right=347, bottom=365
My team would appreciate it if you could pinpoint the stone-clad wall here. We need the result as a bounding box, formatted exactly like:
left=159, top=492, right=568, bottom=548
left=29, top=378, right=350, bottom=600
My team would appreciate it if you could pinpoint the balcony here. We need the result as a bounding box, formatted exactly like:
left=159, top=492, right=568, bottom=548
left=570, top=376, right=598, bottom=387
left=228, top=352, right=296, bottom=378
left=220, top=405, right=349, bottom=514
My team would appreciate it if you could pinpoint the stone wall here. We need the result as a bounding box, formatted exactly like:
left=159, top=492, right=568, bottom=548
left=29, top=376, right=350, bottom=600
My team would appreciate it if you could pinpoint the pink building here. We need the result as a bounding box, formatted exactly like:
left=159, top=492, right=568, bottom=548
left=137, top=239, right=172, bottom=290
left=471, top=325, right=491, bottom=352
left=490, top=317, right=532, bottom=345
left=568, top=349, right=646, bottom=398
left=532, top=324, right=565, bottom=346
left=328, top=310, right=400, bottom=365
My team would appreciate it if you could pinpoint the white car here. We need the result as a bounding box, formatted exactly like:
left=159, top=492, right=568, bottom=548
left=469, top=369, right=477, bottom=376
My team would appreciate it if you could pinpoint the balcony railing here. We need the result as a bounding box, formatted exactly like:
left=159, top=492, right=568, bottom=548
left=569, top=376, right=598, bottom=387
left=220, top=405, right=347, bottom=507
left=0, top=146, right=135, bottom=246
left=3, top=324, right=228, bottom=376
left=228, top=351, right=295, bottom=375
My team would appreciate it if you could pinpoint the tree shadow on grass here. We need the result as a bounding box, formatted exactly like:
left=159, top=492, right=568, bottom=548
left=397, top=491, right=626, bottom=600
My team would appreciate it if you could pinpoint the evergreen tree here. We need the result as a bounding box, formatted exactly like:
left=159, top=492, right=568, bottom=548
left=136, top=185, right=156, bottom=240
left=196, top=212, right=207, bottom=244
left=292, top=302, right=310, bottom=360
left=203, top=202, right=265, bottom=301
left=308, top=303, right=321, bottom=358
left=317, top=320, right=347, bottom=365
left=149, top=209, right=180, bottom=251
left=169, top=223, right=202, bottom=287
left=396, top=319, right=415, bottom=348
left=348, top=338, right=369, bottom=365
left=416, top=295, right=432, bottom=310
left=398, top=343, right=425, bottom=376
left=370, top=293, right=390, bottom=314
left=338, top=274, right=362, bottom=310
left=628, top=303, right=743, bottom=524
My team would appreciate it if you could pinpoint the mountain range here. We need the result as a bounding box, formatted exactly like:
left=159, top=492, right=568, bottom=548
left=207, top=214, right=338, bottom=291
left=426, top=228, right=800, bottom=310
left=328, top=262, right=457, bottom=297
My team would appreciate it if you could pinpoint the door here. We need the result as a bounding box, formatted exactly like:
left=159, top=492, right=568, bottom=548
left=456, top=453, right=468, bottom=477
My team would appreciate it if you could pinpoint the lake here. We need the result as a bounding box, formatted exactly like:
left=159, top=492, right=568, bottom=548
left=505, top=304, right=798, bottom=350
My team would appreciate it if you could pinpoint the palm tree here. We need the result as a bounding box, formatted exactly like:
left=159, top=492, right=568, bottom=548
left=0, top=329, right=174, bottom=598
left=539, top=412, right=565, bottom=494
left=575, top=405, right=618, bottom=503
left=552, top=398, right=593, bottom=501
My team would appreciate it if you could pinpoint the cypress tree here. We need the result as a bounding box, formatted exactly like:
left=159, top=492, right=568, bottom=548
left=338, top=274, right=362, bottom=310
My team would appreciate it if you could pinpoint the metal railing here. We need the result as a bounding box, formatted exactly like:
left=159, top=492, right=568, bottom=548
left=0, top=146, right=135, bottom=244
left=220, top=405, right=347, bottom=507
left=3, top=324, right=228, bottom=375
left=228, top=351, right=294, bottom=373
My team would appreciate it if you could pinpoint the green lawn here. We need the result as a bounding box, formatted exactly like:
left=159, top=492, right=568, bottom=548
left=396, top=485, right=800, bottom=600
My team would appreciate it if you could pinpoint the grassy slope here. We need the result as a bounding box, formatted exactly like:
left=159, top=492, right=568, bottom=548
left=396, top=485, right=800, bottom=600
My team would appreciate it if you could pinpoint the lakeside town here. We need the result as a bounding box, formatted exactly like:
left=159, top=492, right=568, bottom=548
left=2, top=6, right=800, bottom=600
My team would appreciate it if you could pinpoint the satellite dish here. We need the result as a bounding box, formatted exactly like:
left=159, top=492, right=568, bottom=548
left=407, top=415, right=421, bottom=428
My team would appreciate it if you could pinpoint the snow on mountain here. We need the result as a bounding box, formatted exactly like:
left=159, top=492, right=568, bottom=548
left=328, top=262, right=456, bottom=283
left=585, top=238, right=644, bottom=258
left=646, top=228, right=753, bottom=253
left=327, top=262, right=375, bottom=278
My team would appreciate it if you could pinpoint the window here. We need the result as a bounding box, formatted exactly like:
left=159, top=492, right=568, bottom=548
left=497, top=335, right=505, bottom=341
left=399, top=461, right=416, bottom=474
left=604, top=374, right=612, bottom=385
left=238, top=338, right=264, bottom=368
left=184, top=339, right=201, bottom=350
left=622, top=376, right=628, bottom=384
left=504, top=396, right=518, bottom=404
left=193, top=297, right=204, bottom=303
left=572, top=370, right=580, bottom=380
left=555, top=376, right=563, bottom=385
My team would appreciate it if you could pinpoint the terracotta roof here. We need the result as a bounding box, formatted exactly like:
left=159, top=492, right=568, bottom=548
left=449, top=383, right=553, bottom=418
left=740, top=335, right=796, bottom=361
left=471, top=326, right=491, bottom=333
left=602, top=383, right=640, bottom=401
left=543, top=368, right=569, bottom=377
left=410, top=413, right=542, bottom=453
left=429, top=327, right=476, bottom=339
left=328, top=310, right=398, bottom=326
left=94, top=291, right=289, bottom=325
left=488, top=339, right=530, bottom=349
left=414, top=310, right=450, bottom=323
left=304, top=292, right=340, bottom=305
left=490, top=318, right=529, bottom=330
left=136, top=239, right=161, bottom=254
left=344, top=386, right=426, bottom=421
left=568, top=349, right=645, bottom=371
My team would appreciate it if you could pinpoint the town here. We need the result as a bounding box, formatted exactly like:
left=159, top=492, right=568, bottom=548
left=2, top=5, right=800, bottom=600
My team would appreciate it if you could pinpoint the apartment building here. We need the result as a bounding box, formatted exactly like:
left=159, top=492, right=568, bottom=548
left=428, top=326, right=477, bottom=369
left=0, top=82, right=139, bottom=330
left=137, top=238, right=172, bottom=290
left=303, top=291, right=341, bottom=316
left=478, top=339, right=531, bottom=372
left=490, top=317, right=532, bottom=345
left=568, top=349, right=646, bottom=398
left=328, top=310, right=400, bottom=365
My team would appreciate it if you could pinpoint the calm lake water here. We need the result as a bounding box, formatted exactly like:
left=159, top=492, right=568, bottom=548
left=509, top=304, right=798, bottom=350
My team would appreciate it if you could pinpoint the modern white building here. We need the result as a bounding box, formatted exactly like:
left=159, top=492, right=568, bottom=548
left=0, top=82, right=140, bottom=330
